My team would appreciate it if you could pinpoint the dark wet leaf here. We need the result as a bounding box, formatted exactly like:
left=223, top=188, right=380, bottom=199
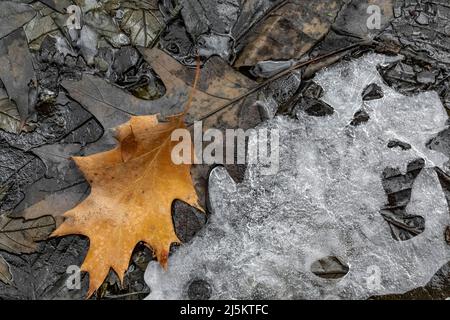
left=380, top=158, right=426, bottom=241
left=120, top=0, right=164, bottom=47
left=38, top=0, right=72, bottom=13
left=234, top=0, right=344, bottom=68
left=0, top=215, right=55, bottom=254
left=172, top=200, right=207, bottom=243
left=311, top=256, right=349, bottom=279
left=23, top=2, right=61, bottom=51
left=0, top=28, right=37, bottom=123
left=181, top=0, right=239, bottom=38
left=388, top=139, right=411, bottom=151
left=0, top=1, right=36, bottom=39
left=232, top=0, right=280, bottom=42
left=0, top=236, right=89, bottom=300
left=0, top=255, right=13, bottom=286
left=350, top=109, right=370, bottom=126
left=362, top=83, right=384, bottom=101
left=84, top=10, right=130, bottom=48
left=0, top=88, right=22, bottom=133
left=382, top=0, right=450, bottom=67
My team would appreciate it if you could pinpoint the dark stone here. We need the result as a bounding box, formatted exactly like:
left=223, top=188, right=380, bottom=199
left=362, top=83, right=384, bottom=101
left=187, top=279, right=212, bottom=300
left=350, top=110, right=370, bottom=126
left=388, top=139, right=412, bottom=150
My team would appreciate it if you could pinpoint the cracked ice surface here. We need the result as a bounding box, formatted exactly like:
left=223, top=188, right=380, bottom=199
left=145, top=54, right=450, bottom=299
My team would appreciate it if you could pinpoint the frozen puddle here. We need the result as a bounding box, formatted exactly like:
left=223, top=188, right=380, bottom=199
left=145, top=54, right=450, bottom=299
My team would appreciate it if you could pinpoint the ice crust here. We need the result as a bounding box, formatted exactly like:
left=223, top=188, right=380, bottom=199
left=145, top=54, right=450, bottom=299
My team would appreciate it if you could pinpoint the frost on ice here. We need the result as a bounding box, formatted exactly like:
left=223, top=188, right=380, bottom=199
left=145, top=54, right=450, bottom=299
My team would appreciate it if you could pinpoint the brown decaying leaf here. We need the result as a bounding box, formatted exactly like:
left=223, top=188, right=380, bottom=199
left=0, top=215, right=55, bottom=254
left=138, top=48, right=257, bottom=130
left=0, top=255, right=13, bottom=286
left=234, top=0, right=343, bottom=68
left=52, top=115, right=202, bottom=297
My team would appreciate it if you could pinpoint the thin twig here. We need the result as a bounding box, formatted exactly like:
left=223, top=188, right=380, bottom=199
left=188, top=41, right=371, bottom=127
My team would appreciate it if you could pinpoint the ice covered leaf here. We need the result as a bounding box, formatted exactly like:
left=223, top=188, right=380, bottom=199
left=0, top=28, right=37, bottom=123
left=0, top=215, right=55, bottom=254
left=0, top=255, right=13, bottom=286
left=120, top=0, right=164, bottom=47
left=0, top=1, right=36, bottom=39
left=145, top=54, right=450, bottom=300
left=52, top=115, right=202, bottom=297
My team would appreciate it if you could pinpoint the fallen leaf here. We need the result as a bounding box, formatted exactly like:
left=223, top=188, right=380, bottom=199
left=0, top=255, right=13, bottom=286
left=180, top=0, right=239, bottom=38
left=84, top=10, right=130, bottom=47
left=0, top=88, right=22, bottom=133
left=52, top=114, right=202, bottom=297
left=0, top=1, right=36, bottom=39
left=61, top=48, right=261, bottom=205
left=60, top=48, right=259, bottom=155
left=38, top=0, right=72, bottom=13
left=234, top=0, right=344, bottom=68
left=0, top=215, right=55, bottom=254
left=138, top=47, right=259, bottom=130
left=0, top=236, right=89, bottom=299
left=0, top=28, right=38, bottom=123
left=24, top=2, right=61, bottom=51
left=120, top=0, right=164, bottom=47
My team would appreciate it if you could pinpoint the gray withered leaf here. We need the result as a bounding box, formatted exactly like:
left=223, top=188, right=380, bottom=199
left=0, top=1, right=36, bottom=39
left=0, top=28, right=38, bottom=123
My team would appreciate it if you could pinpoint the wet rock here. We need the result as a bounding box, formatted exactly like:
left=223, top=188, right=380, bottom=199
left=350, top=109, right=370, bottom=126
left=388, top=139, right=412, bottom=150
left=362, top=83, right=384, bottom=101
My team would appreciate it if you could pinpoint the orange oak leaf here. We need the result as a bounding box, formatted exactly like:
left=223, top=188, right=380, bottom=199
left=51, top=114, right=202, bottom=297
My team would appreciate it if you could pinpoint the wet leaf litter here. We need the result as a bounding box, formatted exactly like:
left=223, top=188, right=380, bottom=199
left=0, top=0, right=449, bottom=300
